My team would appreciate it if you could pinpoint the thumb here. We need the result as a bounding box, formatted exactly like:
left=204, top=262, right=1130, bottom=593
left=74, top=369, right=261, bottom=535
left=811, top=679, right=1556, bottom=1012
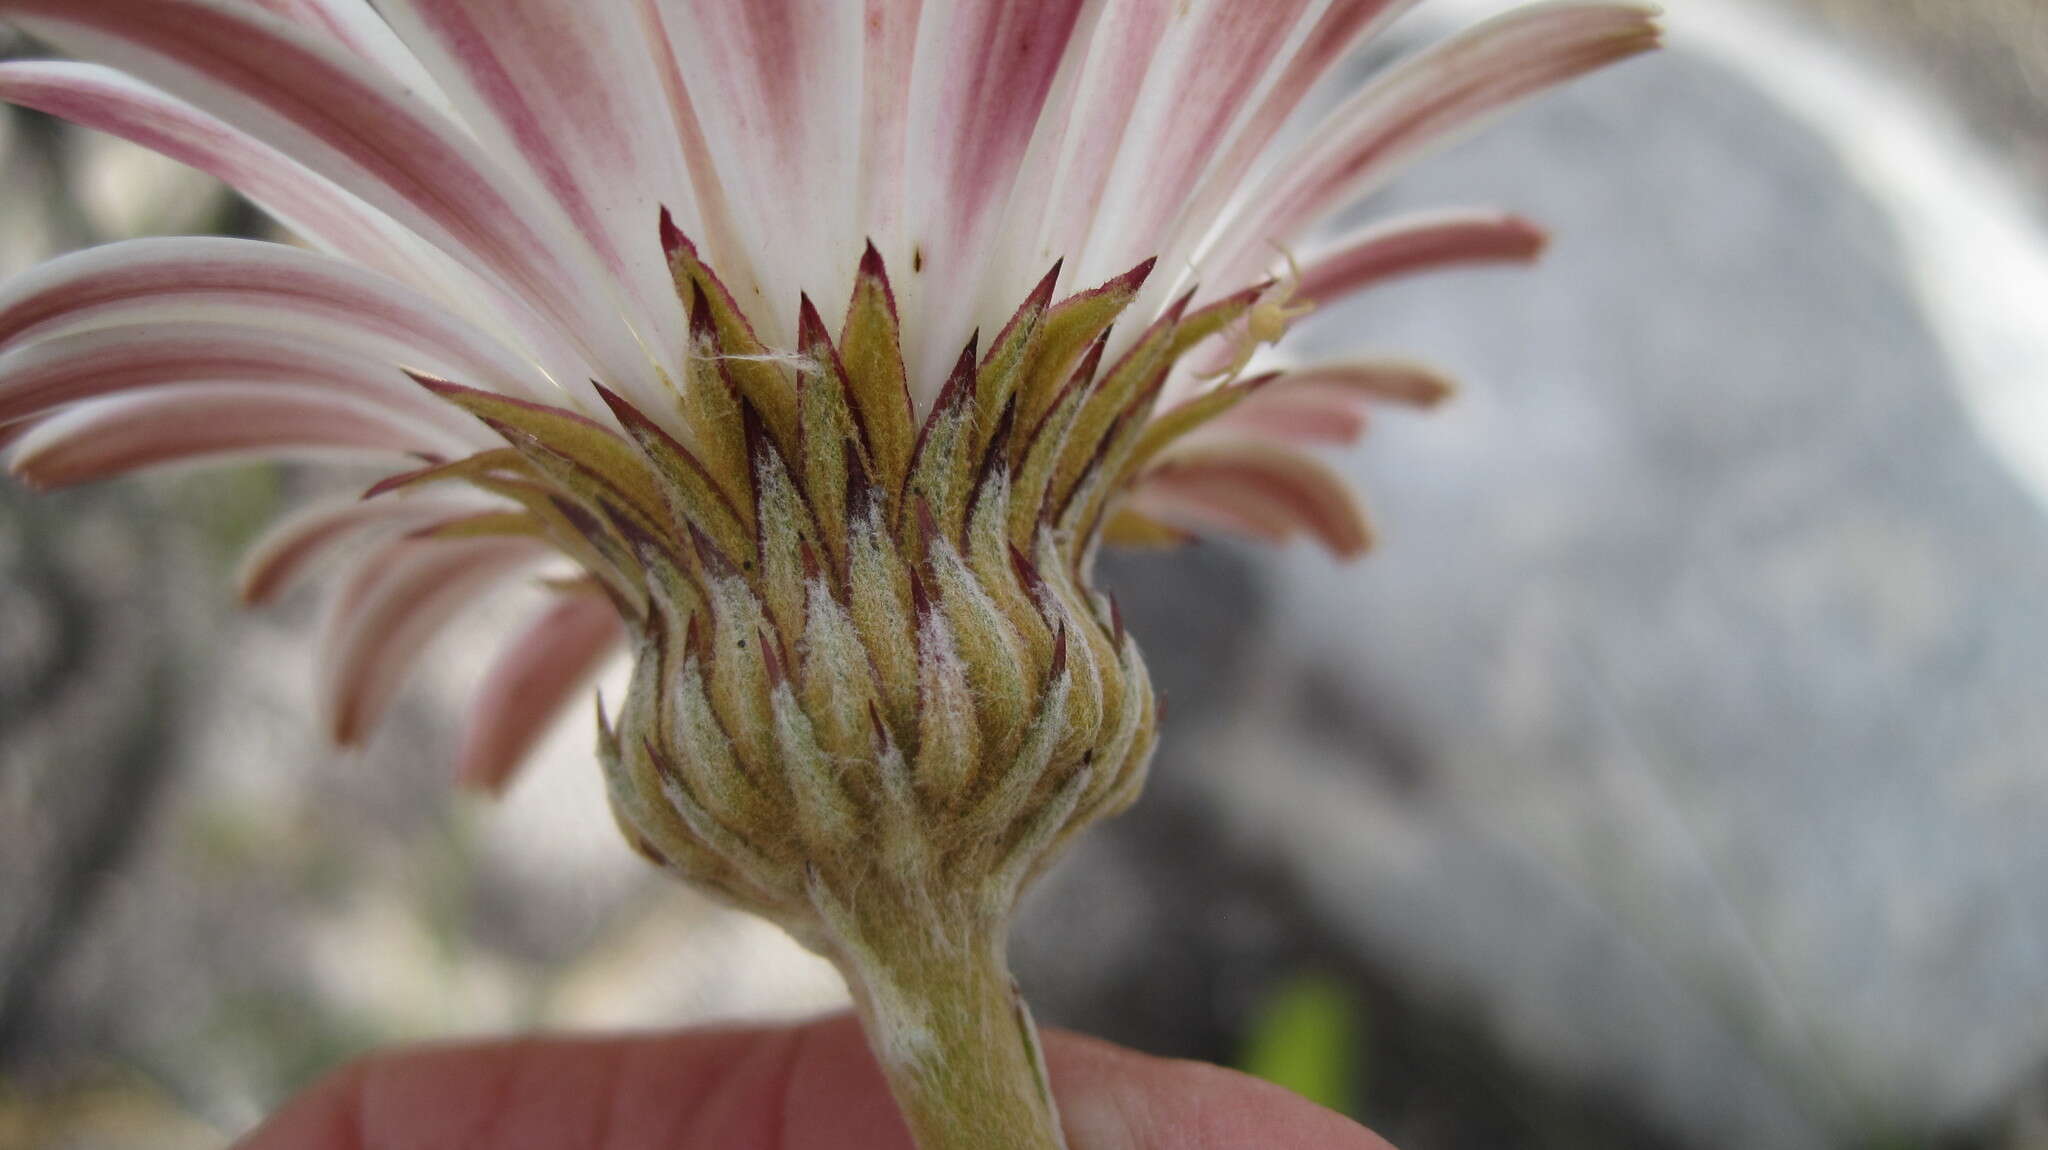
left=241, top=1012, right=1392, bottom=1149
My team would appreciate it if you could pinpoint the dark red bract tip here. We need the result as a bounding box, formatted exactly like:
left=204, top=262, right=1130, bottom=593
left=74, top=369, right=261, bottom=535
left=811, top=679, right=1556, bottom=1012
left=658, top=206, right=687, bottom=258
left=403, top=367, right=462, bottom=394
left=1026, top=259, right=1063, bottom=310
left=859, top=240, right=888, bottom=279
left=589, top=379, right=640, bottom=424
left=796, top=292, right=831, bottom=348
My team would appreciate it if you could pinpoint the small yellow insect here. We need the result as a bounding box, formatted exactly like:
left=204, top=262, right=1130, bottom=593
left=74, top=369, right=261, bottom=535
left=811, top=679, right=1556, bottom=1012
left=1201, top=244, right=1316, bottom=383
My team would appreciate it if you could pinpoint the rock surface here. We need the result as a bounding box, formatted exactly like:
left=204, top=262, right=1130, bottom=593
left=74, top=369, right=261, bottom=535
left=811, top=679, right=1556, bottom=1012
left=1032, top=6, right=2048, bottom=1146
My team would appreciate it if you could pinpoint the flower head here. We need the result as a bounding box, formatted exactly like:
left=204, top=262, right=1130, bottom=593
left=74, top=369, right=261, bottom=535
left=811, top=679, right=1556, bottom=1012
left=0, top=2, right=1655, bottom=1141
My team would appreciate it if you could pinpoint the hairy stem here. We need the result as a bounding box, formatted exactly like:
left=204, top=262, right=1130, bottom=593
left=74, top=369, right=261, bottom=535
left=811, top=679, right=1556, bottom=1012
left=833, top=896, right=1066, bottom=1150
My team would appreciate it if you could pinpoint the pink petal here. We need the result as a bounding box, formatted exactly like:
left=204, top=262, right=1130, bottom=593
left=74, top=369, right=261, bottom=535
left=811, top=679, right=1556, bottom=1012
left=633, top=0, right=759, bottom=312
left=0, top=61, right=592, bottom=390
left=1263, top=359, right=1460, bottom=408
left=0, top=323, right=488, bottom=445
left=8, top=385, right=432, bottom=488
left=242, top=0, right=452, bottom=110
left=898, top=0, right=1091, bottom=398
left=1132, top=439, right=1373, bottom=556
left=237, top=493, right=491, bottom=606
left=1210, top=393, right=1372, bottom=445
left=0, top=62, right=452, bottom=295
left=1294, top=210, right=1548, bottom=308
left=0, top=236, right=555, bottom=401
left=982, top=0, right=1175, bottom=319
left=319, top=535, right=548, bottom=745
left=654, top=0, right=866, bottom=348
left=1204, top=3, right=1658, bottom=291
left=375, top=0, right=692, bottom=384
left=1073, top=0, right=1315, bottom=287
left=852, top=0, right=926, bottom=270
left=1162, top=0, right=1416, bottom=281
left=1, top=0, right=650, bottom=389
left=455, top=590, right=623, bottom=793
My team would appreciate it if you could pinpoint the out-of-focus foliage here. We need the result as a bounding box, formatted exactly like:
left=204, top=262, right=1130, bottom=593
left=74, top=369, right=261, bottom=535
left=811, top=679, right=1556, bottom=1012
left=1239, top=973, right=1364, bottom=1115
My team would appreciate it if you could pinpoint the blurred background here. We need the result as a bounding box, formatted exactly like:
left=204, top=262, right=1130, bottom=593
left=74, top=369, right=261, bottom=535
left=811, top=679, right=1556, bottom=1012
left=4, top=1, right=2048, bottom=1147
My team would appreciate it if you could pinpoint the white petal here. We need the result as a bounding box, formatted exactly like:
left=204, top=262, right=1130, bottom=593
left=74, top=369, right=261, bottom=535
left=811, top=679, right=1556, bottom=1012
left=1, top=0, right=654, bottom=390
left=374, top=0, right=692, bottom=392
left=1200, top=3, right=1659, bottom=292
left=0, top=322, right=491, bottom=447
left=898, top=0, right=1093, bottom=400
left=852, top=0, right=927, bottom=277
left=8, top=384, right=436, bottom=487
left=0, top=60, right=597, bottom=394
left=0, top=236, right=557, bottom=402
left=1159, top=0, right=1420, bottom=289
left=984, top=0, right=1174, bottom=308
left=652, top=0, right=865, bottom=349
left=1073, top=0, right=1320, bottom=288
left=241, top=0, right=454, bottom=115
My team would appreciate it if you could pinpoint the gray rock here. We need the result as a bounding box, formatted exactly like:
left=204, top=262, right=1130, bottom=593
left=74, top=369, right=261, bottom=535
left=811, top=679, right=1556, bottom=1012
left=1065, top=19, right=2048, bottom=1149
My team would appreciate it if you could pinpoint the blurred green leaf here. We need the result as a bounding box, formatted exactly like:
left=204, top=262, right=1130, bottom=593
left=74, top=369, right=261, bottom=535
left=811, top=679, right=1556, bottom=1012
left=1238, top=972, right=1364, bottom=1115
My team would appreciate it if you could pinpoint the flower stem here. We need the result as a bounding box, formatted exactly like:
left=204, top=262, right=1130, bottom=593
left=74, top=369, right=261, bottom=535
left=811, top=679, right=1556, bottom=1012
left=835, top=903, right=1067, bottom=1150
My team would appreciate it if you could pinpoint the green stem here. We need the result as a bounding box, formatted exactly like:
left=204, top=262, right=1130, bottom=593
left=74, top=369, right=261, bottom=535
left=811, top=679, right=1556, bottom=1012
left=837, top=907, right=1066, bottom=1150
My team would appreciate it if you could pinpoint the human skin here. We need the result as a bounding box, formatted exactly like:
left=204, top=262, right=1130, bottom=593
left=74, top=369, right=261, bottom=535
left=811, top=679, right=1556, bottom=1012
left=238, top=1012, right=1395, bottom=1149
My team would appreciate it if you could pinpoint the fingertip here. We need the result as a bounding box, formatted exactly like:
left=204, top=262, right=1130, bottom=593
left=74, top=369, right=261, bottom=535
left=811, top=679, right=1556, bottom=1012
left=1042, top=1030, right=1393, bottom=1150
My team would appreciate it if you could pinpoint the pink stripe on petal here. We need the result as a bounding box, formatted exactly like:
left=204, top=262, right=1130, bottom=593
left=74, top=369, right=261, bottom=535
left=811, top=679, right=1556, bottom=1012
left=319, top=534, right=548, bottom=745
left=0, top=323, right=487, bottom=444
left=1167, top=0, right=1416, bottom=274
left=1077, top=0, right=1315, bottom=284
left=376, top=0, right=692, bottom=381
left=901, top=0, right=1090, bottom=396
left=0, top=61, right=591, bottom=386
left=1, top=0, right=649, bottom=388
left=0, top=237, right=554, bottom=400
left=1023, top=0, right=1174, bottom=267
left=1295, top=211, right=1548, bottom=308
left=657, top=0, right=865, bottom=345
left=237, top=493, right=491, bottom=605
left=243, top=0, right=451, bottom=110
left=1207, top=3, right=1657, bottom=289
left=1135, top=439, right=1373, bottom=556
left=980, top=0, right=1170, bottom=325
left=0, top=62, right=443, bottom=291
left=8, top=385, right=430, bottom=488
left=635, top=0, right=758, bottom=307
left=1210, top=394, right=1372, bottom=445
left=455, top=591, right=623, bottom=793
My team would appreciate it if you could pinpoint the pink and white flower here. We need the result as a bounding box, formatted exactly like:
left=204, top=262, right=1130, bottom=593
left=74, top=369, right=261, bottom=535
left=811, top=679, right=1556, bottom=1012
left=0, top=0, right=1654, bottom=832
left=0, top=4, right=1658, bottom=1142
